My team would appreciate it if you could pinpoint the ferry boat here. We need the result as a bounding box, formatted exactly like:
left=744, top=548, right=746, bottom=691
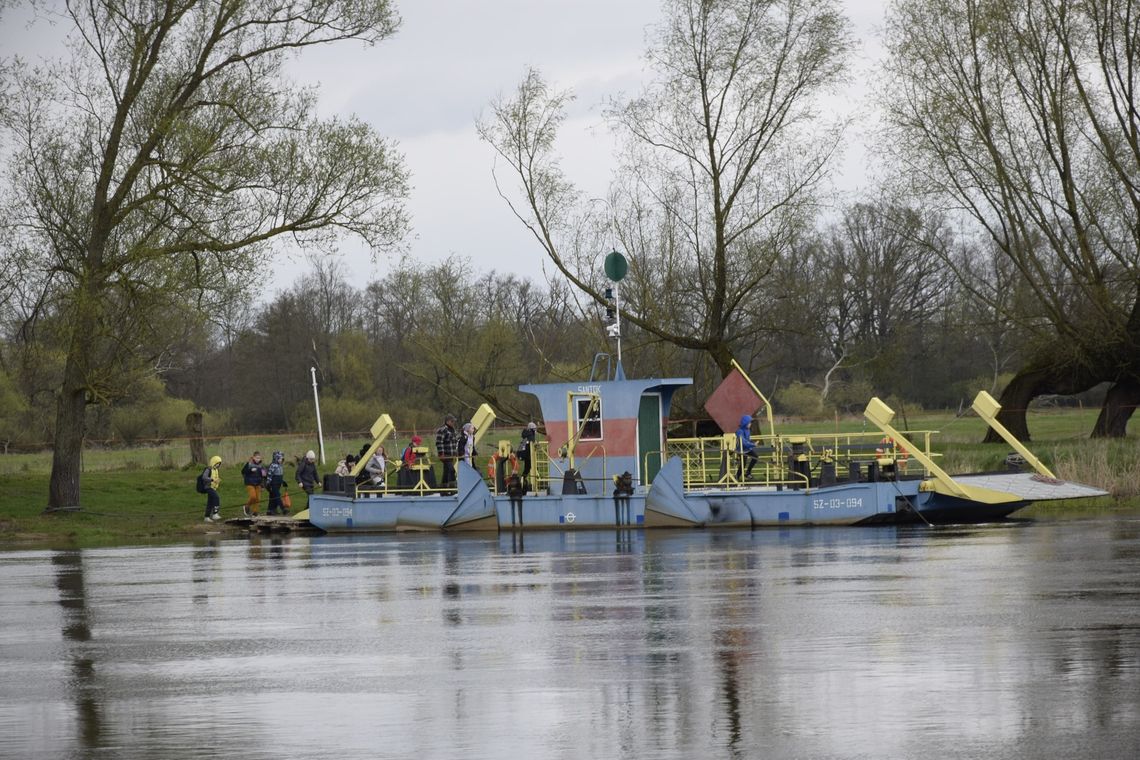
left=302, top=358, right=1107, bottom=533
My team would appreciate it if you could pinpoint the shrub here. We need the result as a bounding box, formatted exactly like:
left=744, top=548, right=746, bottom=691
left=828, top=379, right=875, bottom=414
left=112, top=397, right=197, bottom=444
left=776, top=382, right=824, bottom=419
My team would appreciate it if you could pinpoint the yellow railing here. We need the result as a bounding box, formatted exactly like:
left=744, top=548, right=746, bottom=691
left=533, top=442, right=608, bottom=493
left=664, top=430, right=939, bottom=491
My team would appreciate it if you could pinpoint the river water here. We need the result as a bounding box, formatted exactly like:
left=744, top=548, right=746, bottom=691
left=1, top=518, right=1138, bottom=760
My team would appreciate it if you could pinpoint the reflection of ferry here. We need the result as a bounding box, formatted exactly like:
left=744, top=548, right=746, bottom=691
left=303, top=357, right=1107, bottom=533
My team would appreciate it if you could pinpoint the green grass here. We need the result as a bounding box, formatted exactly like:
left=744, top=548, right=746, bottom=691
left=0, top=468, right=325, bottom=548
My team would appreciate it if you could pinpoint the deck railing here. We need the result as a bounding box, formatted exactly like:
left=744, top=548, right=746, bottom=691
left=663, top=430, right=939, bottom=491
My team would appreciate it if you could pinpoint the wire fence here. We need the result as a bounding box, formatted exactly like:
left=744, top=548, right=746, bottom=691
left=0, top=403, right=1129, bottom=478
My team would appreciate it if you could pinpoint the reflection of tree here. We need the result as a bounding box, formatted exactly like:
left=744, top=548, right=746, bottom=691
left=443, top=545, right=461, bottom=627
left=51, top=550, right=102, bottom=750
left=714, top=635, right=743, bottom=758
left=711, top=543, right=757, bottom=759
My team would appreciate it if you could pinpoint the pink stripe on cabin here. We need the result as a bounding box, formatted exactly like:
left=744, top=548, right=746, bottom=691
left=546, top=418, right=640, bottom=458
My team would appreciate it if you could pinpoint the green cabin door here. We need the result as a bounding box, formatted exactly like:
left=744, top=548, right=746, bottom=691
left=638, top=393, right=663, bottom=484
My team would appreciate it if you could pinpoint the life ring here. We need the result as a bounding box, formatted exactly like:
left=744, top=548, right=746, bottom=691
left=486, top=453, right=521, bottom=479
left=876, top=436, right=909, bottom=461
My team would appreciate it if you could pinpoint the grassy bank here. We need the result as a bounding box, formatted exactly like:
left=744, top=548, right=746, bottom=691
left=0, top=470, right=321, bottom=548
left=0, top=407, right=1135, bottom=548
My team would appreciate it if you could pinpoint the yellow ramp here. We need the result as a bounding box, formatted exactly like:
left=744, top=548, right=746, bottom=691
left=470, top=403, right=496, bottom=447
left=971, top=391, right=1056, bottom=479
left=350, top=414, right=395, bottom=478
left=864, top=398, right=1018, bottom=505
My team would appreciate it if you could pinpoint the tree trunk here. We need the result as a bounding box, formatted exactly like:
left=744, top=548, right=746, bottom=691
left=47, top=357, right=88, bottom=511
left=1092, top=378, right=1140, bottom=438
left=982, top=357, right=1097, bottom=443
left=186, top=411, right=207, bottom=465
left=709, top=339, right=735, bottom=378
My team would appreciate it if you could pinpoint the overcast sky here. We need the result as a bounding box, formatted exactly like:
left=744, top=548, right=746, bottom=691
left=2, top=0, right=890, bottom=294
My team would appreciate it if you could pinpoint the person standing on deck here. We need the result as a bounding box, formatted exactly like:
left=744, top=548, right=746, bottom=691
left=241, top=451, right=267, bottom=517
left=459, top=422, right=477, bottom=468
left=365, top=446, right=387, bottom=487
left=518, top=422, right=537, bottom=491
left=435, top=414, right=459, bottom=488
left=736, top=415, right=758, bottom=480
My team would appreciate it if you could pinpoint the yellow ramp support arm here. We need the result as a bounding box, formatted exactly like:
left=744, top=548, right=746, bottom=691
left=470, top=403, right=496, bottom=447
left=971, top=391, right=1056, bottom=479
left=864, top=398, right=1018, bottom=505
left=350, top=414, right=395, bottom=478
left=731, top=359, right=776, bottom=440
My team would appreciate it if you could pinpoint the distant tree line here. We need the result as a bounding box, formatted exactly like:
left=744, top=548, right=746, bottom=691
left=3, top=199, right=1105, bottom=452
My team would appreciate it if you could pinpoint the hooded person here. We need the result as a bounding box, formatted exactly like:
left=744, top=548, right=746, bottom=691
left=736, top=414, right=758, bottom=479
left=202, top=455, right=223, bottom=522
left=266, top=450, right=287, bottom=515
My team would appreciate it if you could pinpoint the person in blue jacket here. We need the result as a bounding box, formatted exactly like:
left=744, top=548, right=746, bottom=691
left=736, top=415, right=758, bottom=479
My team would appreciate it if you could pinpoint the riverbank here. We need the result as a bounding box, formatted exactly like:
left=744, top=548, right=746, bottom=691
left=1, top=407, right=1134, bottom=548
left=0, top=468, right=1136, bottom=549
left=0, top=471, right=319, bottom=548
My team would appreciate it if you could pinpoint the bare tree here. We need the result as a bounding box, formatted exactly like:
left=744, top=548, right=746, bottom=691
left=0, top=0, right=409, bottom=509
left=480, top=0, right=851, bottom=377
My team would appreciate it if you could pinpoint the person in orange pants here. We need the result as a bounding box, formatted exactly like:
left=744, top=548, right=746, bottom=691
left=241, top=451, right=267, bottom=517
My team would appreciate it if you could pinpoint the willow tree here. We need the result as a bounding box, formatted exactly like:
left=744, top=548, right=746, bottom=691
left=480, top=0, right=850, bottom=377
left=0, top=0, right=408, bottom=510
left=884, top=0, right=1140, bottom=438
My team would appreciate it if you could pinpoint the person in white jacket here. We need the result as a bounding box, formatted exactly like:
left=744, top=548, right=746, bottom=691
left=365, top=447, right=387, bottom=487
left=460, top=423, right=477, bottom=467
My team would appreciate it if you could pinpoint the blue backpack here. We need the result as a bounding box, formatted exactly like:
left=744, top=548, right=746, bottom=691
left=195, top=467, right=212, bottom=494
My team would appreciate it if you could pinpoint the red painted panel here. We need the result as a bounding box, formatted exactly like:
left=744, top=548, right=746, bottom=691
left=704, top=367, right=765, bottom=433
left=546, top=418, right=639, bottom=458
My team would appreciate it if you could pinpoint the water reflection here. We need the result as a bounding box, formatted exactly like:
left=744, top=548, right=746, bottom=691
left=52, top=549, right=103, bottom=751
left=0, top=520, right=1138, bottom=758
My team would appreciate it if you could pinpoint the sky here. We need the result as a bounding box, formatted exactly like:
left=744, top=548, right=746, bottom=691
left=1, top=0, right=891, bottom=295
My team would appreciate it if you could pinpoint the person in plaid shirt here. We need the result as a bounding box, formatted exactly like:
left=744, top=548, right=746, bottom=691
left=435, top=414, right=458, bottom=488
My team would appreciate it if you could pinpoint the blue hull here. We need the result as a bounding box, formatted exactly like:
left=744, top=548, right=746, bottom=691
left=307, top=463, right=648, bottom=532
left=492, top=492, right=645, bottom=529
left=645, top=458, right=1030, bottom=527
left=307, top=463, right=499, bottom=532
left=307, top=459, right=1058, bottom=534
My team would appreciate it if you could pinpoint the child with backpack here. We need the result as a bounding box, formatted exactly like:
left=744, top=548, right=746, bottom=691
left=197, top=455, right=223, bottom=522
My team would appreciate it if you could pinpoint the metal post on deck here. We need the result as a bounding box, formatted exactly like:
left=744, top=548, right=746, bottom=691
left=604, top=250, right=628, bottom=370
left=311, top=366, right=326, bottom=465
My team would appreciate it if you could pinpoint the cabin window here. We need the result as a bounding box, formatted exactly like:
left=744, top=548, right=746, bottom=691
left=574, top=396, right=603, bottom=440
